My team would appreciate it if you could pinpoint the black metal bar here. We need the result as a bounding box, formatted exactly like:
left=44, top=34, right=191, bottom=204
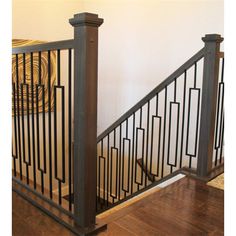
left=21, top=84, right=29, bottom=184
left=12, top=82, right=17, bottom=177
left=167, top=79, right=179, bottom=174
left=54, top=86, right=65, bottom=182
left=16, top=54, right=23, bottom=180
left=149, top=114, right=161, bottom=177
left=26, top=83, right=31, bottom=168
left=106, top=134, right=110, bottom=206
left=113, top=129, right=119, bottom=201
left=36, top=51, right=46, bottom=195
left=42, top=82, right=46, bottom=195
left=23, top=53, right=26, bottom=83
left=118, top=125, right=122, bottom=200
left=221, top=58, right=224, bottom=83
left=214, top=82, right=224, bottom=166
left=21, top=84, right=26, bottom=169
left=135, top=127, right=145, bottom=186
left=214, top=57, right=224, bottom=166
left=110, top=147, right=118, bottom=199
left=130, top=114, right=135, bottom=194
left=161, top=87, right=167, bottom=178
left=122, top=138, right=131, bottom=193
left=38, top=51, right=41, bottom=84
left=42, top=86, right=46, bottom=174
left=145, top=101, right=150, bottom=186
left=219, top=58, right=225, bottom=164
left=12, top=39, right=74, bottom=54
left=215, top=63, right=224, bottom=150
left=36, top=84, right=45, bottom=194
left=47, top=50, right=53, bottom=199
left=30, top=52, right=37, bottom=189
left=194, top=62, right=197, bottom=88
left=219, top=116, right=224, bottom=164
left=186, top=88, right=201, bottom=169
left=153, top=94, right=162, bottom=177
left=98, top=155, right=101, bottom=206
left=101, top=139, right=106, bottom=206
left=167, top=102, right=180, bottom=170
left=57, top=50, right=61, bottom=85
left=179, top=70, right=187, bottom=168
left=36, top=85, right=46, bottom=172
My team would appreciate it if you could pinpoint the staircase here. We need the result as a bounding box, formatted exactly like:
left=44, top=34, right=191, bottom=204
left=12, top=12, right=224, bottom=235
left=95, top=34, right=224, bottom=214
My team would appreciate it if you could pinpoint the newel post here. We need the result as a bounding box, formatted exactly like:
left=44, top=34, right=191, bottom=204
left=197, top=34, right=223, bottom=177
left=69, top=13, right=103, bottom=228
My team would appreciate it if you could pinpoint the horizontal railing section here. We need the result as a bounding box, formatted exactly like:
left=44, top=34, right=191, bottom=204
left=12, top=39, right=74, bottom=54
left=96, top=48, right=206, bottom=213
left=12, top=40, right=74, bottom=216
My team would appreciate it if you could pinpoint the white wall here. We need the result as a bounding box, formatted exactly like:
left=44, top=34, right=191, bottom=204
left=13, top=0, right=224, bottom=135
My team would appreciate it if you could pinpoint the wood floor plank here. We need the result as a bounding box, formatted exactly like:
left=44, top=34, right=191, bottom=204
left=98, top=222, right=136, bottom=236
left=13, top=176, right=224, bottom=236
left=116, top=214, right=164, bottom=236
left=12, top=192, right=75, bottom=236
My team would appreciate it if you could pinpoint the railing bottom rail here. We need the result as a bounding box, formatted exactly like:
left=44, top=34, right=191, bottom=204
left=95, top=161, right=224, bottom=215
left=13, top=179, right=107, bottom=236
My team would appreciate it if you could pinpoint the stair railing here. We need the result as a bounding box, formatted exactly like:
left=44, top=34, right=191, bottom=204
left=12, top=11, right=224, bottom=234
left=96, top=34, right=224, bottom=213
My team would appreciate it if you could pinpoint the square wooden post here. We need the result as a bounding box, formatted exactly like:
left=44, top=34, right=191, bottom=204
left=69, top=12, right=103, bottom=228
left=197, top=34, right=223, bottom=177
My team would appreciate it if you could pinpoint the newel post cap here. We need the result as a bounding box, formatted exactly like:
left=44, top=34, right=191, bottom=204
left=69, top=12, right=103, bottom=27
left=202, top=34, right=224, bottom=43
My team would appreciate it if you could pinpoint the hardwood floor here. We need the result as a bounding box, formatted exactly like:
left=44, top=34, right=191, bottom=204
left=13, top=177, right=224, bottom=236
left=12, top=192, right=75, bottom=236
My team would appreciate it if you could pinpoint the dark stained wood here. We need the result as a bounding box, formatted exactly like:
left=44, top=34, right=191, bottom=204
left=98, top=223, right=136, bottom=236
left=197, top=34, right=224, bottom=177
left=69, top=12, right=104, bottom=228
left=13, top=179, right=107, bottom=236
left=181, top=163, right=224, bottom=182
left=98, top=177, right=224, bottom=236
left=13, top=192, right=75, bottom=236
left=13, top=177, right=224, bottom=236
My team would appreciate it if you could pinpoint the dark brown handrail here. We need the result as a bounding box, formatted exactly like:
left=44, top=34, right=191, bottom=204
left=97, top=47, right=205, bottom=141
left=12, top=39, right=74, bottom=54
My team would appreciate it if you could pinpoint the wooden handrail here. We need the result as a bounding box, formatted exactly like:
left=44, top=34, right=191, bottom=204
left=97, top=47, right=205, bottom=141
left=12, top=39, right=74, bottom=54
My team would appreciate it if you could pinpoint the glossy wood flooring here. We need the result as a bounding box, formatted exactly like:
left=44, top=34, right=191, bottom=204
left=13, top=177, right=224, bottom=236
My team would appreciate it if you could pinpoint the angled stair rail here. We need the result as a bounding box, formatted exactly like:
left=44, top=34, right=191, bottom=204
left=96, top=34, right=224, bottom=214
left=97, top=48, right=205, bottom=141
